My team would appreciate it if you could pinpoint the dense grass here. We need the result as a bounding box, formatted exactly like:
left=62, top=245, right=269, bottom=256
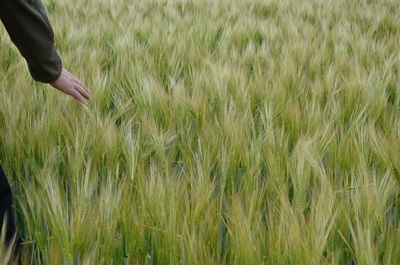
left=0, top=0, right=399, bottom=264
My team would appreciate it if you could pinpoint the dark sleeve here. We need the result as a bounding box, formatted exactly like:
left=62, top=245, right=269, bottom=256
left=0, top=0, right=62, bottom=83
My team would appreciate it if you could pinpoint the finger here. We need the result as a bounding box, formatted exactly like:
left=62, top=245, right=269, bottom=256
left=65, top=70, right=78, bottom=81
left=63, top=69, right=74, bottom=79
left=72, top=76, right=84, bottom=87
left=74, top=84, right=91, bottom=99
left=83, top=85, right=91, bottom=95
left=68, top=88, right=87, bottom=106
left=73, top=79, right=91, bottom=95
left=62, top=68, right=91, bottom=95
left=63, top=68, right=72, bottom=76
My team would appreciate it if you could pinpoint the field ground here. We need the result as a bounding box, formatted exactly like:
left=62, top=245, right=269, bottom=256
left=0, top=0, right=399, bottom=264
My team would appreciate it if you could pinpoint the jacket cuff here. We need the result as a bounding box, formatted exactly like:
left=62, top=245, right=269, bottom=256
left=27, top=48, right=63, bottom=83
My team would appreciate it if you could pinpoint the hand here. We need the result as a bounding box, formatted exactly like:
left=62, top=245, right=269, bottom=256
left=50, top=68, right=91, bottom=106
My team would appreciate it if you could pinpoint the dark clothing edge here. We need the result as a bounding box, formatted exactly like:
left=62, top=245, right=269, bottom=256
left=0, top=0, right=62, bottom=83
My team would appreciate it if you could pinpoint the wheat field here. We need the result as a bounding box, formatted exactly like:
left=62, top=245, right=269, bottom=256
left=0, top=0, right=399, bottom=264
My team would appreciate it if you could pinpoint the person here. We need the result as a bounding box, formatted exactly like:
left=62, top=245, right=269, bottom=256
left=0, top=0, right=91, bottom=259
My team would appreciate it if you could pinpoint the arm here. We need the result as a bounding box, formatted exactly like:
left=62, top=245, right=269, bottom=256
left=0, top=0, right=91, bottom=105
left=0, top=0, right=62, bottom=83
